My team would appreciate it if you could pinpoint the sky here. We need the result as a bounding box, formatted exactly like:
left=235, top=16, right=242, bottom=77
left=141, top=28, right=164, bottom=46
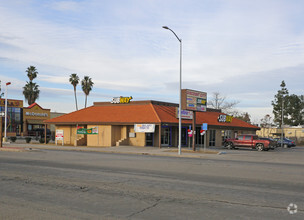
left=0, top=0, right=304, bottom=124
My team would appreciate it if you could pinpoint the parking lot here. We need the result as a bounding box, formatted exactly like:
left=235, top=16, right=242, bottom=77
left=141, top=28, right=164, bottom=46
left=0, top=143, right=303, bottom=219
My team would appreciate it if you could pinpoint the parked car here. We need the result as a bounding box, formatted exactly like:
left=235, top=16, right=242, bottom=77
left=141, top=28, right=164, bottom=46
left=274, top=138, right=296, bottom=148
left=259, top=137, right=277, bottom=150
left=224, top=134, right=272, bottom=151
left=28, top=128, right=51, bottom=138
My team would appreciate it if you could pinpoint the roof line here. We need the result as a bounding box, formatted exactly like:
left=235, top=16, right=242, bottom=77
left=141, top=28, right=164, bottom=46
left=150, top=103, right=161, bottom=123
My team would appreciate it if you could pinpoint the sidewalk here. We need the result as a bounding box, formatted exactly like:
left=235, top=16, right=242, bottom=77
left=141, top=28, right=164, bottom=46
left=0, top=140, right=223, bottom=158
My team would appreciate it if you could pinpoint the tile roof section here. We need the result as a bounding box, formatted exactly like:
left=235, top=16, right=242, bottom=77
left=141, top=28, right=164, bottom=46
left=44, top=101, right=259, bottom=130
left=44, top=104, right=161, bottom=124
left=153, top=105, right=259, bottom=129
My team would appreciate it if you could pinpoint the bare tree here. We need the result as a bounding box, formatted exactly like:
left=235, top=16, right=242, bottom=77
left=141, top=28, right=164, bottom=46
left=260, top=114, right=275, bottom=137
left=208, top=92, right=239, bottom=114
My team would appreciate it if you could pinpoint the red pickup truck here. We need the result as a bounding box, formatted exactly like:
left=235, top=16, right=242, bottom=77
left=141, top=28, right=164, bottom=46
left=224, top=134, right=275, bottom=151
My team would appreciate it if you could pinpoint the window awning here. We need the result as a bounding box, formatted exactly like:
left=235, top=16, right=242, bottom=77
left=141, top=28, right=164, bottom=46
left=26, top=119, right=45, bottom=125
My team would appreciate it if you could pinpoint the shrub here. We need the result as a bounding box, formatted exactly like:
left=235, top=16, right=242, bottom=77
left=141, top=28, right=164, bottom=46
left=9, top=137, right=17, bottom=142
left=25, top=137, right=31, bottom=143
left=39, top=138, right=50, bottom=144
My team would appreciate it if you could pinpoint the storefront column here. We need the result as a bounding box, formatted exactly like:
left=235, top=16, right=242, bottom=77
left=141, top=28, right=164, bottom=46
left=44, top=124, right=47, bottom=144
left=75, top=124, right=78, bottom=147
left=158, top=124, right=161, bottom=148
left=0, top=117, right=3, bottom=147
left=192, top=111, right=196, bottom=151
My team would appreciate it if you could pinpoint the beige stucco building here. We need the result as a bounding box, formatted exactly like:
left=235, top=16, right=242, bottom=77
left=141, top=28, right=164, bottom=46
left=45, top=100, right=260, bottom=148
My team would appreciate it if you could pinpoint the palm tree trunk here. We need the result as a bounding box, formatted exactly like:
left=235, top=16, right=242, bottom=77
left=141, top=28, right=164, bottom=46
left=74, top=87, right=78, bottom=110
left=85, top=95, right=87, bottom=108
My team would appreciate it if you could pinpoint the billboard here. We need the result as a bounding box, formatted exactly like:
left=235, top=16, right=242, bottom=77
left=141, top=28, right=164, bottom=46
left=181, top=89, right=207, bottom=112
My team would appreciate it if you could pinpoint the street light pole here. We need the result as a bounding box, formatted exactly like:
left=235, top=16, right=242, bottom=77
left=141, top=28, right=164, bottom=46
left=281, top=96, right=284, bottom=147
left=163, top=26, right=182, bottom=155
left=4, top=82, right=11, bottom=141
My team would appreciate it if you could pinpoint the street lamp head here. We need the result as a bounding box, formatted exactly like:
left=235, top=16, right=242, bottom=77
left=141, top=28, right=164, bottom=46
left=162, top=26, right=169, bottom=29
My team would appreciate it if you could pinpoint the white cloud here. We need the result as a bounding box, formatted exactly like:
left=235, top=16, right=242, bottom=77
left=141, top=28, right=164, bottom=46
left=0, top=0, right=304, bottom=119
left=48, top=0, right=82, bottom=11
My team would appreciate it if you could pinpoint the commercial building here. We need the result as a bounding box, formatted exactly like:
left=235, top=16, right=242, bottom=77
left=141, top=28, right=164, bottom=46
left=0, top=98, right=24, bottom=136
left=23, top=103, right=51, bottom=136
left=0, top=98, right=64, bottom=138
left=45, top=100, right=259, bottom=148
left=257, top=127, right=304, bottom=144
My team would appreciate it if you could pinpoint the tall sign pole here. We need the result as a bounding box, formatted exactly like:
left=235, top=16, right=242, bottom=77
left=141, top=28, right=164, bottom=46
left=0, top=115, right=3, bottom=147
left=4, top=82, right=11, bottom=141
left=181, top=89, right=207, bottom=151
left=281, top=96, right=284, bottom=147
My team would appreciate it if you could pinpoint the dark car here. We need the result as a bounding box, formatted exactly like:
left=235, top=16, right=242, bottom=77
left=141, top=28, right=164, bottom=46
left=31, top=128, right=51, bottom=138
left=259, top=137, right=277, bottom=150
left=274, top=137, right=296, bottom=148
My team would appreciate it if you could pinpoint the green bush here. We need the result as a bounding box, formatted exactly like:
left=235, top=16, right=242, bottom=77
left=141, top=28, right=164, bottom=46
left=9, top=137, right=17, bottom=142
left=39, top=138, right=50, bottom=144
left=25, top=137, right=31, bottom=143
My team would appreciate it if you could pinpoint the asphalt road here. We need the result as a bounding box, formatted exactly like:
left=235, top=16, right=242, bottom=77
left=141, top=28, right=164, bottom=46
left=0, top=148, right=303, bottom=219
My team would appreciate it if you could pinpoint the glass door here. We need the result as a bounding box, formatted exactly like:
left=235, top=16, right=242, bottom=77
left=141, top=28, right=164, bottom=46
left=161, top=127, right=171, bottom=146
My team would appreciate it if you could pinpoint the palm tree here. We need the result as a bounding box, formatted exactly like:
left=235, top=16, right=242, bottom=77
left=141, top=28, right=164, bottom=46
left=23, top=82, right=40, bottom=105
left=69, top=73, right=79, bottom=110
left=81, top=76, right=94, bottom=108
left=26, top=66, right=38, bottom=82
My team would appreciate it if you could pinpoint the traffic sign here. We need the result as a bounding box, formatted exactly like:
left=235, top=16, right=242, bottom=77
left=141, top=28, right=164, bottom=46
left=202, top=123, right=208, bottom=131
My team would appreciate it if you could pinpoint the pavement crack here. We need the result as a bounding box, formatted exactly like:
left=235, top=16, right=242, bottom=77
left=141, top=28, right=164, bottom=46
left=127, top=199, right=161, bottom=218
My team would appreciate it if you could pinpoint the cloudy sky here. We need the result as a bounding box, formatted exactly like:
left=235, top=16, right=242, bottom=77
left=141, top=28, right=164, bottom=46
left=0, top=0, right=303, bottom=123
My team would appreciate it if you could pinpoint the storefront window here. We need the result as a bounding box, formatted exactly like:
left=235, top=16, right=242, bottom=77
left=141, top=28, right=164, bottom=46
left=181, top=127, right=187, bottom=146
left=209, top=130, right=216, bottom=146
left=194, top=127, right=205, bottom=147
left=5, top=107, right=22, bottom=133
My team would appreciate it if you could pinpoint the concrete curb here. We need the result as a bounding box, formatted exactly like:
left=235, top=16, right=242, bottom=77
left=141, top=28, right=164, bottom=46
left=1, top=143, right=223, bottom=159
left=0, top=147, right=28, bottom=152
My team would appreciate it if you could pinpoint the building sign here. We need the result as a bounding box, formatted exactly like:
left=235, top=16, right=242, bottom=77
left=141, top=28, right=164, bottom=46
left=111, top=96, right=133, bottom=104
left=134, top=124, right=155, bottom=133
left=77, top=127, right=98, bottom=134
left=176, top=108, right=193, bottom=120
left=55, top=130, right=64, bottom=146
left=0, top=99, right=23, bottom=108
left=181, top=89, right=207, bottom=112
left=56, top=130, right=64, bottom=140
left=25, top=112, right=48, bottom=117
left=218, top=114, right=233, bottom=123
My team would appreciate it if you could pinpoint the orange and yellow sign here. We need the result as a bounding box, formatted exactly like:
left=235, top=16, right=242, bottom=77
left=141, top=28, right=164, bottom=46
left=0, top=99, right=23, bottom=108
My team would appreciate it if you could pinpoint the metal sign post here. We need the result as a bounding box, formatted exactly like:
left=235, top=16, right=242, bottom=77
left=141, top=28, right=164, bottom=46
left=0, top=116, right=2, bottom=148
left=202, top=123, right=208, bottom=151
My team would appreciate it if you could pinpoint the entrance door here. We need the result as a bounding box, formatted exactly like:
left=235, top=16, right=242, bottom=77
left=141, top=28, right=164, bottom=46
left=146, top=133, right=154, bottom=146
left=161, top=127, right=171, bottom=146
